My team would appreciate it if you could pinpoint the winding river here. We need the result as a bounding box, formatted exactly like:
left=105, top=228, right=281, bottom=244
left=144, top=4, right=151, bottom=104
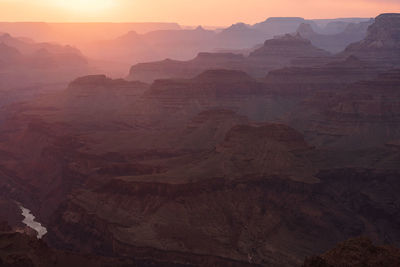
left=20, top=206, right=47, bottom=239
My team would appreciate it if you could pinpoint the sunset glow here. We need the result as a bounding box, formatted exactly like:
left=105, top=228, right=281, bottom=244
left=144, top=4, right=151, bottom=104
left=0, top=0, right=399, bottom=25
left=51, top=0, right=116, bottom=14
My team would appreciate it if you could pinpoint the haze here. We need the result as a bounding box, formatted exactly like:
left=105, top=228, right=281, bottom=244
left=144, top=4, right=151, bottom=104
left=0, top=0, right=399, bottom=25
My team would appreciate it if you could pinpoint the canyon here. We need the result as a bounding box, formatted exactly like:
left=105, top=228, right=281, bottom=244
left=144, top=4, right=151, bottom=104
left=0, top=12, right=399, bottom=267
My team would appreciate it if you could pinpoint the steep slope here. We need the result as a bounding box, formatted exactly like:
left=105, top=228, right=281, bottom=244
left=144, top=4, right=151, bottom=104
left=0, top=67, right=400, bottom=267
left=342, top=13, right=400, bottom=67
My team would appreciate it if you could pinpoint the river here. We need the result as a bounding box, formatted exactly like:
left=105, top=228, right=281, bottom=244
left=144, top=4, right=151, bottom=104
left=20, top=206, right=47, bottom=239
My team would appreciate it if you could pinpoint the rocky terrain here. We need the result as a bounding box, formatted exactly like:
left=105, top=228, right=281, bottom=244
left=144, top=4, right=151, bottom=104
left=0, top=12, right=399, bottom=267
left=342, top=13, right=400, bottom=67
left=0, top=222, right=202, bottom=267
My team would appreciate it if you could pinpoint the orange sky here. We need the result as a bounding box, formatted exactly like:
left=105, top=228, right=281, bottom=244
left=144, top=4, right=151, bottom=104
left=0, top=0, right=399, bottom=26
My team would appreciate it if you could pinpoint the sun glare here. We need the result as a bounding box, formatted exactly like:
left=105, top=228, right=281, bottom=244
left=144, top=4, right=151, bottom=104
left=51, top=0, right=115, bottom=14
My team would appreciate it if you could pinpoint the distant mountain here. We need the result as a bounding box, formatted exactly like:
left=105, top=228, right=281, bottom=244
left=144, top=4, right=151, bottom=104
left=297, top=19, right=373, bottom=53
left=0, top=33, right=87, bottom=68
left=216, top=23, right=266, bottom=48
left=0, top=22, right=181, bottom=44
left=252, top=17, right=319, bottom=36
left=38, top=17, right=375, bottom=75
left=0, top=33, right=91, bottom=107
left=247, top=33, right=331, bottom=75
left=128, top=33, right=331, bottom=82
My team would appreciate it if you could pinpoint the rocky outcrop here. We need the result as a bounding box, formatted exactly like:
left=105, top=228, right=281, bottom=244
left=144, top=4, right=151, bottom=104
left=246, top=34, right=331, bottom=76
left=342, top=13, right=400, bottom=67
left=249, top=33, right=330, bottom=59
left=47, top=167, right=400, bottom=267
left=303, top=237, right=400, bottom=267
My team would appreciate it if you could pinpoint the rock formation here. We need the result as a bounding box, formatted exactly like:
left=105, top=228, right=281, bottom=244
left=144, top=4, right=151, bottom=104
left=342, top=13, right=400, bottom=67
left=0, top=12, right=400, bottom=267
left=128, top=34, right=331, bottom=82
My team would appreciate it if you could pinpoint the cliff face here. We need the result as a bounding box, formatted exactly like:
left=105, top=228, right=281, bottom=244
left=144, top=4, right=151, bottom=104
left=1, top=67, right=400, bottom=267
left=343, top=13, right=400, bottom=67
left=47, top=167, right=400, bottom=267
left=1, top=13, right=400, bottom=267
